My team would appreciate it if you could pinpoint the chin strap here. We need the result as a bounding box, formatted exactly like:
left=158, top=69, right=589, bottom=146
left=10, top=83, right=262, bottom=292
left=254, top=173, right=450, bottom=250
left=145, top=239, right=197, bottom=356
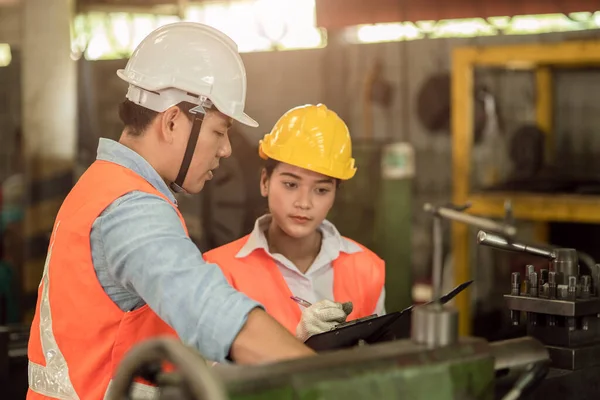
left=170, top=109, right=206, bottom=193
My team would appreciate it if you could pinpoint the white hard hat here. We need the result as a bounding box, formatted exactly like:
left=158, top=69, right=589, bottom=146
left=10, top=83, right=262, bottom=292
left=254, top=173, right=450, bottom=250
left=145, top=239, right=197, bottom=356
left=117, top=22, right=258, bottom=128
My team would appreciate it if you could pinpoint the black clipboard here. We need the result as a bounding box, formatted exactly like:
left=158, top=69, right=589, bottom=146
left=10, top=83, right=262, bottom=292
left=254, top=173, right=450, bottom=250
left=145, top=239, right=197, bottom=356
left=304, top=280, right=473, bottom=352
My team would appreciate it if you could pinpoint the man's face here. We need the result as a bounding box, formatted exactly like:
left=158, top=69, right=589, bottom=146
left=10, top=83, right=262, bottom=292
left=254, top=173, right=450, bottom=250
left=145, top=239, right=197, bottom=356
left=261, top=162, right=337, bottom=239
left=175, top=110, right=233, bottom=194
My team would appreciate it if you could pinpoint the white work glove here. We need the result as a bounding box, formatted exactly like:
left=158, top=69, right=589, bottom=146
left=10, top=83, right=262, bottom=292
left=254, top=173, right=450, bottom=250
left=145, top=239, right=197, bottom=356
left=296, top=299, right=353, bottom=342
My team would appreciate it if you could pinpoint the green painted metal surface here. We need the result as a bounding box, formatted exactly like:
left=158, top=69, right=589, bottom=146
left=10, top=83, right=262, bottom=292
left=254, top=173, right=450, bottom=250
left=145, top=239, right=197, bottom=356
left=328, top=141, right=413, bottom=313
left=226, top=387, right=294, bottom=400
left=222, top=339, right=495, bottom=400
left=376, top=175, right=413, bottom=313
left=292, top=358, right=493, bottom=400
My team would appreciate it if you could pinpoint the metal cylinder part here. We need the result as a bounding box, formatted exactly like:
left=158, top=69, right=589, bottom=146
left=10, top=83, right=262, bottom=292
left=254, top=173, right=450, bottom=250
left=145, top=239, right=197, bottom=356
left=582, top=275, right=591, bottom=299
left=511, top=272, right=520, bottom=296
left=548, top=271, right=556, bottom=285
left=548, top=271, right=557, bottom=299
left=530, top=272, right=538, bottom=287
left=530, top=272, right=538, bottom=297
left=568, top=275, right=577, bottom=301
left=411, top=304, right=458, bottom=348
left=552, top=249, right=579, bottom=286
left=558, top=284, right=568, bottom=300
left=526, top=265, right=535, bottom=279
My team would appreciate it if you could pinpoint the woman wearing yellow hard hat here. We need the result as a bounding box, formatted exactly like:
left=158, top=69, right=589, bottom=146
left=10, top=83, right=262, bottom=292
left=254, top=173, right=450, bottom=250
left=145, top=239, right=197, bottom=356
left=204, top=104, right=386, bottom=341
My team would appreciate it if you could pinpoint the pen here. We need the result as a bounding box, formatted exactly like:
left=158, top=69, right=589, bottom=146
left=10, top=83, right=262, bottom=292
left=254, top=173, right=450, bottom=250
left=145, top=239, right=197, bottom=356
left=290, top=296, right=312, bottom=308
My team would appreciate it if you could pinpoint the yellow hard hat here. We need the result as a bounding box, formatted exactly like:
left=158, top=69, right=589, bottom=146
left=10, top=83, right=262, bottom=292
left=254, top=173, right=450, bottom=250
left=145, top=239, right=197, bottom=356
left=258, top=104, right=357, bottom=180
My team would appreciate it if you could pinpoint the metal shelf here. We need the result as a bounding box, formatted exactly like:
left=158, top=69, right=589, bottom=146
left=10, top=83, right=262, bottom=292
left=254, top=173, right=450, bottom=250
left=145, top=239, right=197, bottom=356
left=467, top=192, right=600, bottom=224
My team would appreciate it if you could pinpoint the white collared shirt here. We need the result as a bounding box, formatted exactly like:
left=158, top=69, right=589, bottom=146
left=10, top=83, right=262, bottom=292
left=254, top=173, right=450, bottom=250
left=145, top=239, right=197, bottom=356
left=236, top=214, right=386, bottom=315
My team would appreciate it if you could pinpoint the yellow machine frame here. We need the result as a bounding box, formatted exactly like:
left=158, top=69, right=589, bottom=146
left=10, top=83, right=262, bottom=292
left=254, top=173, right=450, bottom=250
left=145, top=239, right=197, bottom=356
left=451, top=40, right=600, bottom=336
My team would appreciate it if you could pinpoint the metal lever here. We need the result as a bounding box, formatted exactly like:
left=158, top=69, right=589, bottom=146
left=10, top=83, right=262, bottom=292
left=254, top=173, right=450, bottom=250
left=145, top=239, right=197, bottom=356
left=424, top=203, right=517, bottom=238
left=424, top=203, right=518, bottom=304
left=476, top=231, right=556, bottom=259
left=477, top=231, right=580, bottom=285
left=414, top=202, right=502, bottom=348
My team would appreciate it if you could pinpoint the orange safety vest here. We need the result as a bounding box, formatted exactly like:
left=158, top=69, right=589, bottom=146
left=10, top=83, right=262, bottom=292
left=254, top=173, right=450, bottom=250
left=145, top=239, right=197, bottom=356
left=204, top=235, right=386, bottom=333
left=26, top=160, right=182, bottom=400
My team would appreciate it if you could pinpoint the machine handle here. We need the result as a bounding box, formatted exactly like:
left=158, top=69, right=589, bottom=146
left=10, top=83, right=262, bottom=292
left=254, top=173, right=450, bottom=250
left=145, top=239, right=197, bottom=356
left=424, top=204, right=517, bottom=238
left=476, top=231, right=556, bottom=260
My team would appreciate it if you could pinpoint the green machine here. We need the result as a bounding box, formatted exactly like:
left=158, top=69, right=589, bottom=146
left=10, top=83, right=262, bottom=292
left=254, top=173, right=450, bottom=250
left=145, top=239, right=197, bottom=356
left=107, top=335, right=547, bottom=400
left=328, top=141, right=414, bottom=313
left=108, top=204, right=551, bottom=400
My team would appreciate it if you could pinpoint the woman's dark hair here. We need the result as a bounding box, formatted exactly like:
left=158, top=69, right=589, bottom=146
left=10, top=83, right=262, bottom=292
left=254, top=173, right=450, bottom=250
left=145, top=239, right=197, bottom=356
left=118, top=99, right=197, bottom=136
left=263, top=158, right=280, bottom=179
left=263, top=158, right=341, bottom=188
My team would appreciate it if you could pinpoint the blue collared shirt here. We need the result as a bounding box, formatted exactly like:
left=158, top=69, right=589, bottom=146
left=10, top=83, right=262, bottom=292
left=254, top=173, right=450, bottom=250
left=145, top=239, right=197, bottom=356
left=90, top=138, right=262, bottom=362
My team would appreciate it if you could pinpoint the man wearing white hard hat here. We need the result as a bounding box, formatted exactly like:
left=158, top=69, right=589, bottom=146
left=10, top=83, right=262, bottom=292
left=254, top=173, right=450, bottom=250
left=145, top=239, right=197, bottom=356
left=25, top=22, right=314, bottom=400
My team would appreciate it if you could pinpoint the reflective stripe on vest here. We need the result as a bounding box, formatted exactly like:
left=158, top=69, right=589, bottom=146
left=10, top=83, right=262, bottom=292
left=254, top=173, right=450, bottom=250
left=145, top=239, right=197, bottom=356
left=29, top=360, right=160, bottom=400
left=28, top=222, right=79, bottom=400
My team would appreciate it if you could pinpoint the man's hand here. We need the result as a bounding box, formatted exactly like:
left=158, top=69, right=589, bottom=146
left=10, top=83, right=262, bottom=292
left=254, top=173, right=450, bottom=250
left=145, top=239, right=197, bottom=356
left=296, top=300, right=353, bottom=342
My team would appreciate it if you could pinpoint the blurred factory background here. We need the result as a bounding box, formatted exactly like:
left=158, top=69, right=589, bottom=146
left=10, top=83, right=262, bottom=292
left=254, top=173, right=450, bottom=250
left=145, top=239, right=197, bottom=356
left=2, top=0, right=600, bottom=397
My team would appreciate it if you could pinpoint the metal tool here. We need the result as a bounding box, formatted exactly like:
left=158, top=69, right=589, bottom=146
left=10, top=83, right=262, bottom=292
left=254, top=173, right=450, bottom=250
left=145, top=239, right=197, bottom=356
left=477, top=231, right=581, bottom=286
left=477, top=231, right=554, bottom=260
left=511, top=273, right=520, bottom=296
left=530, top=272, right=539, bottom=298
left=477, top=231, right=600, bottom=371
left=548, top=271, right=557, bottom=299
left=423, top=202, right=516, bottom=303
left=424, top=202, right=517, bottom=238
left=582, top=275, right=591, bottom=299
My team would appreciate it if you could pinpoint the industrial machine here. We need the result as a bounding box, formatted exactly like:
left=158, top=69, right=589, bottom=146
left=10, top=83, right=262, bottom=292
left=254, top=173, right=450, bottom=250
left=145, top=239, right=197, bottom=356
left=106, top=203, right=553, bottom=400
left=106, top=335, right=548, bottom=400
left=477, top=231, right=600, bottom=398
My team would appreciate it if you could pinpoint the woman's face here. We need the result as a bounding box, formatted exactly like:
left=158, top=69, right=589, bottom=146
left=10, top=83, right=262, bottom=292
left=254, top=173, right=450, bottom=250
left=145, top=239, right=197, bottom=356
left=261, top=162, right=337, bottom=239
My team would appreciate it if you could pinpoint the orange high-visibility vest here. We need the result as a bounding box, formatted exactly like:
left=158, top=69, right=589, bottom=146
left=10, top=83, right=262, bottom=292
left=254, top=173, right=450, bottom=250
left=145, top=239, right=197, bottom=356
left=204, top=236, right=385, bottom=333
left=26, top=160, right=182, bottom=400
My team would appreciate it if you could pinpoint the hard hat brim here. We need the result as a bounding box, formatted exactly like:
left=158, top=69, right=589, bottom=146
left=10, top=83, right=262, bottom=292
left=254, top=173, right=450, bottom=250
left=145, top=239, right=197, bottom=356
left=235, top=112, right=259, bottom=128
